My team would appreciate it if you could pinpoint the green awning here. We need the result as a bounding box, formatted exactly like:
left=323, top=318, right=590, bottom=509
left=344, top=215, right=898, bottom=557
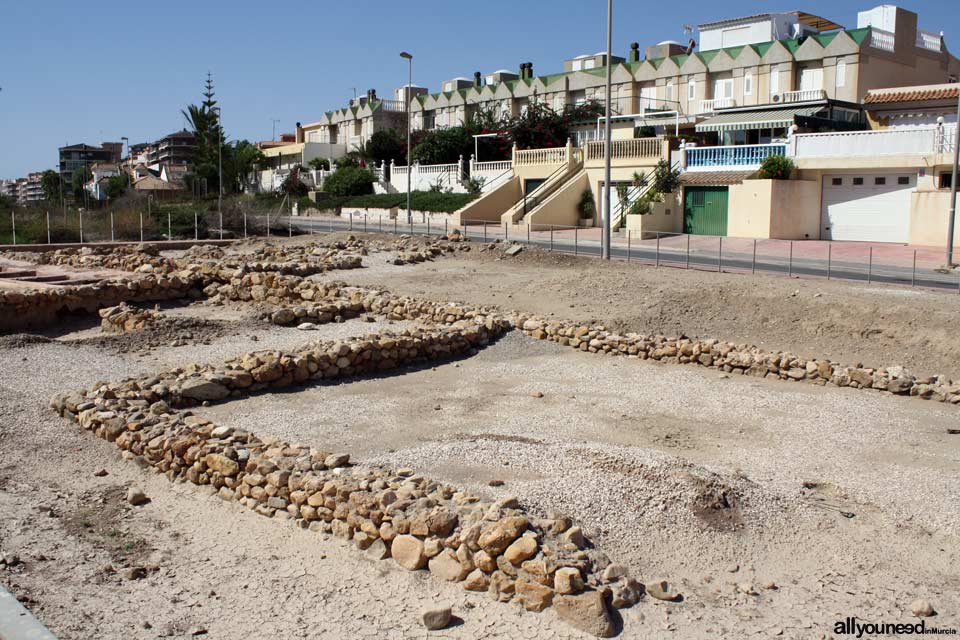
left=696, top=106, right=825, bottom=133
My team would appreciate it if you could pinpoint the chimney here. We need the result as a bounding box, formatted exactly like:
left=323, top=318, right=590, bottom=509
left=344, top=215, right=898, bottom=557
left=295, top=122, right=303, bottom=144
left=629, top=42, right=640, bottom=63
left=474, top=71, right=482, bottom=87
left=519, top=63, right=526, bottom=79
left=367, top=88, right=377, bottom=101
left=526, top=62, right=533, bottom=79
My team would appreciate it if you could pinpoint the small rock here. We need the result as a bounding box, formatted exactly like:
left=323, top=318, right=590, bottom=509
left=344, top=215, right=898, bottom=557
left=531, top=391, right=544, bottom=398
left=324, top=453, right=350, bottom=468
left=296, top=322, right=318, bottom=331
left=122, top=566, right=146, bottom=581
left=126, top=487, right=149, bottom=506
left=646, top=579, right=681, bottom=602
left=93, top=469, right=109, bottom=477
left=2, top=553, right=21, bottom=567
left=555, top=567, right=584, bottom=595
left=421, top=606, right=452, bottom=630
left=488, top=479, right=505, bottom=487
left=738, top=582, right=758, bottom=596
left=911, top=599, right=935, bottom=617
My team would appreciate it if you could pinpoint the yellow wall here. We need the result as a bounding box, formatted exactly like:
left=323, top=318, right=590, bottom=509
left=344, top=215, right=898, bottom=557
left=453, top=177, right=522, bottom=224
left=728, top=179, right=820, bottom=240
left=526, top=171, right=589, bottom=229
left=909, top=190, right=960, bottom=247
left=624, top=194, right=683, bottom=237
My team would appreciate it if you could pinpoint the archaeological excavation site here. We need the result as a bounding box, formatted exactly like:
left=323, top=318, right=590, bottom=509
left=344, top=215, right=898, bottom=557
left=1, top=232, right=959, bottom=639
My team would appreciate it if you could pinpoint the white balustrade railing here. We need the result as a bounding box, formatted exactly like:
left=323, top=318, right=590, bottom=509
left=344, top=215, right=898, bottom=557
left=698, top=98, right=735, bottom=113
left=791, top=127, right=940, bottom=158
left=514, top=147, right=568, bottom=166
left=388, top=158, right=468, bottom=193
left=870, top=28, right=895, bottom=52
left=584, top=138, right=662, bottom=161
left=473, top=160, right=512, bottom=172
left=916, top=29, right=942, bottom=52
left=685, top=143, right=787, bottom=170
left=376, top=99, right=407, bottom=112
left=781, top=89, right=827, bottom=103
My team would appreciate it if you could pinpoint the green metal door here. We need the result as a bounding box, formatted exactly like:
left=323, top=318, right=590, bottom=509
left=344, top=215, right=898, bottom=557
left=683, top=186, right=729, bottom=236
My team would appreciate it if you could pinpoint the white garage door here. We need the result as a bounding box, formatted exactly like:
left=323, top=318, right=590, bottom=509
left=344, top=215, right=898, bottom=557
left=820, top=173, right=915, bottom=243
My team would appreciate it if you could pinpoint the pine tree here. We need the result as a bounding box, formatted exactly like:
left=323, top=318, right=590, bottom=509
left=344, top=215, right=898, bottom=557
left=202, top=71, right=217, bottom=111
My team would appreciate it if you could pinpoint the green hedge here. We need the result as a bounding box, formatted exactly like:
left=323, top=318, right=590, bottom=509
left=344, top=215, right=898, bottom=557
left=318, top=191, right=478, bottom=214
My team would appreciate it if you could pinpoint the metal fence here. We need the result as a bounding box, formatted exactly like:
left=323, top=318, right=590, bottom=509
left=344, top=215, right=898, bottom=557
left=4, top=208, right=960, bottom=294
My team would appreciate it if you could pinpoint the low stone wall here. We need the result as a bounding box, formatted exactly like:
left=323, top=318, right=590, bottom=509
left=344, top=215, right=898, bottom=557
left=99, top=302, right=162, bottom=333
left=51, top=315, right=637, bottom=637
left=517, top=316, right=960, bottom=405
left=0, top=275, right=205, bottom=333
left=2, top=245, right=183, bottom=275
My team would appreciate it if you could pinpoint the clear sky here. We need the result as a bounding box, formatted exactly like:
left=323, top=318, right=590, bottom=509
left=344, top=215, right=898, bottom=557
left=1, top=0, right=957, bottom=179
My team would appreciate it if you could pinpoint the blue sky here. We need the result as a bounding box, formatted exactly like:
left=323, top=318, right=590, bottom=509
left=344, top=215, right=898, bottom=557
left=0, top=0, right=957, bottom=179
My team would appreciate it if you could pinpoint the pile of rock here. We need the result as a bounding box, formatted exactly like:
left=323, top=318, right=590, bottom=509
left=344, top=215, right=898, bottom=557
left=517, top=316, right=960, bottom=405
left=50, top=319, right=638, bottom=637
left=99, top=302, right=162, bottom=333
left=0, top=274, right=204, bottom=332
left=3, top=245, right=181, bottom=275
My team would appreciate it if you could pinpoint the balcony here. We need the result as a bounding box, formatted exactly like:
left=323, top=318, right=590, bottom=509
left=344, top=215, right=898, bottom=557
left=870, top=28, right=895, bottom=52
left=376, top=99, right=407, bottom=113
left=698, top=98, right=736, bottom=113
left=916, top=29, right=942, bottom=53
left=583, top=138, right=662, bottom=162
left=684, top=143, right=787, bottom=171
left=791, top=127, right=946, bottom=159
left=780, top=89, right=827, bottom=103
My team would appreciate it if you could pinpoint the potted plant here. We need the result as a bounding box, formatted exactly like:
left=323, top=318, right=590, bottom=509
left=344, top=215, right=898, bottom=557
left=577, top=188, right=596, bottom=226
left=758, top=154, right=795, bottom=180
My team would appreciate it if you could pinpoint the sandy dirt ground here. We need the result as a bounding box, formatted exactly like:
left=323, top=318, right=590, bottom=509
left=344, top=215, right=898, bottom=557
left=1, top=234, right=959, bottom=639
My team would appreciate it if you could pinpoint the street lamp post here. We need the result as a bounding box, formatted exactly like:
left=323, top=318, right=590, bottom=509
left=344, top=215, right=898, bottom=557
left=946, top=91, right=960, bottom=266
left=601, top=0, right=614, bottom=260
left=214, top=106, right=223, bottom=239
left=400, top=51, right=413, bottom=225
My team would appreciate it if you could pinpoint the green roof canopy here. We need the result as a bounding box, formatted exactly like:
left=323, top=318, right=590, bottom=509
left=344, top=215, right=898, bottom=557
left=695, top=106, right=825, bottom=133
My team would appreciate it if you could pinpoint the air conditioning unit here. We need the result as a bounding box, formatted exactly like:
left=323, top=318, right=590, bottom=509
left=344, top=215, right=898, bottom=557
left=772, top=93, right=783, bottom=103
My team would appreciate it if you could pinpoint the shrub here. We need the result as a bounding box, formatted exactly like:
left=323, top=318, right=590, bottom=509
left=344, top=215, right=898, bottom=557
left=577, top=189, right=595, bottom=219
left=411, top=127, right=472, bottom=165
left=758, top=154, right=795, bottom=180
left=464, top=176, right=486, bottom=195
left=651, top=159, right=681, bottom=196
left=322, top=166, right=375, bottom=197
left=307, top=157, right=330, bottom=171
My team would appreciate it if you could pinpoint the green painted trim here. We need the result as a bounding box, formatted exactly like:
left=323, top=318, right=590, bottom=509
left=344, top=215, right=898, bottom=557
left=751, top=42, right=775, bottom=57
left=845, top=26, right=871, bottom=45
left=671, top=54, right=690, bottom=66
left=779, top=38, right=802, bottom=54
left=812, top=32, right=839, bottom=47
left=723, top=45, right=745, bottom=59
left=696, top=50, right=719, bottom=64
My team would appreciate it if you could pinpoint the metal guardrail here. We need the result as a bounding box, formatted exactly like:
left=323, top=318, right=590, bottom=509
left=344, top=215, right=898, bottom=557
left=5, top=209, right=960, bottom=295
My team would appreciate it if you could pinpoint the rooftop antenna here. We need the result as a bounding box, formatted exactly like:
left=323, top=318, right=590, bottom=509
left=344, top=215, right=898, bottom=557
left=683, top=24, right=694, bottom=35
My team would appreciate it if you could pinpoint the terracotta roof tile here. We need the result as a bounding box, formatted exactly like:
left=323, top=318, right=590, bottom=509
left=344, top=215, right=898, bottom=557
left=864, top=84, right=959, bottom=105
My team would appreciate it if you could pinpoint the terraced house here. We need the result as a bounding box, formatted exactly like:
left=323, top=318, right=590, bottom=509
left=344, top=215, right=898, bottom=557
left=432, top=4, right=960, bottom=245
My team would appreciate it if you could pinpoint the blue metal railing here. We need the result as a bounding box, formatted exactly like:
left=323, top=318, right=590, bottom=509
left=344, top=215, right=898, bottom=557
left=685, top=143, right=787, bottom=168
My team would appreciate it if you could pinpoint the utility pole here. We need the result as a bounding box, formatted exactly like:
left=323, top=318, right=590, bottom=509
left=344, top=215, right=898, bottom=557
left=947, top=91, right=960, bottom=266
left=400, top=52, right=414, bottom=225
left=601, top=0, right=614, bottom=260
left=271, top=118, right=280, bottom=142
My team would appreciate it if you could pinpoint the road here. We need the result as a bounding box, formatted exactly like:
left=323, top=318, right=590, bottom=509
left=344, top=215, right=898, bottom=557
left=276, top=214, right=960, bottom=294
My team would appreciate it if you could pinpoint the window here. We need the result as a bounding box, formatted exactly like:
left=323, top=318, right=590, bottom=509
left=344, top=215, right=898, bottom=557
left=744, top=72, right=753, bottom=96
left=799, top=67, right=824, bottom=93
left=853, top=177, right=864, bottom=185
left=770, top=68, right=780, bottom=96
left=940, top=173, right=953, bottom=189
left=875, top=177, right=886, bottom=185
left=832, top=177, right=843, bottom=186
left=571, top=60, right=582, bottom=71
left=688, top=78, right=696, bottom=100
left=898, top=176, right=910, bottom=185
left=665, top=83, right=674, bottom=102
left=713, top=78, right=733, bottom=99
left=584, top=59, right=596, bottom=70
left=836, top=60, right=847, bottom=88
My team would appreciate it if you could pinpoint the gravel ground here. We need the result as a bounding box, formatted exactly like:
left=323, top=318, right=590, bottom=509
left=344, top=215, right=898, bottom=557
left=3, top=235, right=959, bottom=639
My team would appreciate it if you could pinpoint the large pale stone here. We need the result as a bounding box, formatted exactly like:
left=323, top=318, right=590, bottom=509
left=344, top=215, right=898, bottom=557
left=204, top=453, right=239, bottom=477
left=391, top=535, right=427, bottom=571
left=180, top=379, right=230, bottom=401
left=429, top=549, right=469, bottom=582
left=504, top=535, right=538, bottom=565
left=478, top=516, right=528, bottom=556
left=554, top=591, right=616, bottom=638
left=515, top=578, right=554, bottom=612
left=555, top=567, right=585, bottom=595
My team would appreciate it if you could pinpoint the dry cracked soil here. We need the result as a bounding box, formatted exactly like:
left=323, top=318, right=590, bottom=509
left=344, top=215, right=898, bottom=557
left=1, top=234, right=959, bottom=639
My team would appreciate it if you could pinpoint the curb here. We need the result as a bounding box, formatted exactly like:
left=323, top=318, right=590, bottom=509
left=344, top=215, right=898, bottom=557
left=0, top=585, right=57, bottom=640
